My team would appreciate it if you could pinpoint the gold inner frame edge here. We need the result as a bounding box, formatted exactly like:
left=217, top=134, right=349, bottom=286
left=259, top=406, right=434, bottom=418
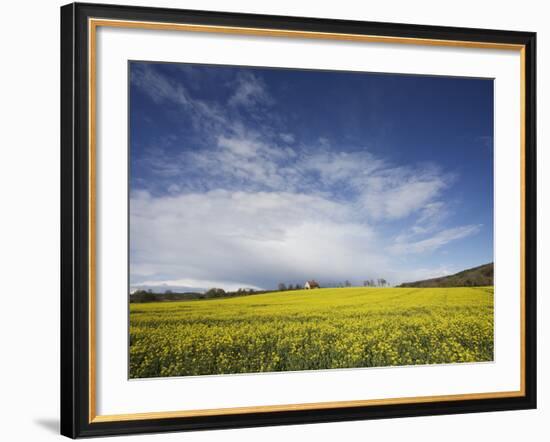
left=87, top=17, right=527, bottom=423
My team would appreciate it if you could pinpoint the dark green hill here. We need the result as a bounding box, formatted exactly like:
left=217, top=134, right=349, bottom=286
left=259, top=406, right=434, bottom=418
left=399, top=262, right=493, bottom=288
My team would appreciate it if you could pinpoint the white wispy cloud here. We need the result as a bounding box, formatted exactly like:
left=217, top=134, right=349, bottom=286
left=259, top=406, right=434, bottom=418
left=131, top=63, right=229, bottom=133
left=280, top=133, right=295, bottom=143
left=228, top=71, right=273, bottom=108
left=390, top=224, right=482, bottom=255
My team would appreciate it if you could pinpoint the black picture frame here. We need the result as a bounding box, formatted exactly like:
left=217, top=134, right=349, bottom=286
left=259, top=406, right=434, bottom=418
left=61, top=2, right=536, bottom=438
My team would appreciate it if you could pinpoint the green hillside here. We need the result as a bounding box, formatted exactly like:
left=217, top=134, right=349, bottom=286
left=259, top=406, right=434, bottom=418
left=399, top=262, right=493, bottom=288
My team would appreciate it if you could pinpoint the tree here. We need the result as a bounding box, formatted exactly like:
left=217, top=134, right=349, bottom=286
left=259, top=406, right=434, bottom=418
left=205, top=288, right=226, bottom=298
left=278, top=283, right=287, bottom=291
left=345, top=280, right=351, bottom=287
left=130, top=289, right=157, bottom=303
left=164, top=289, right=178, bottom=300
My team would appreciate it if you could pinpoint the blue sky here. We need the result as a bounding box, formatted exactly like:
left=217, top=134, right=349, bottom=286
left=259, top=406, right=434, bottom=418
left=129, top=61, right=493, bottom=292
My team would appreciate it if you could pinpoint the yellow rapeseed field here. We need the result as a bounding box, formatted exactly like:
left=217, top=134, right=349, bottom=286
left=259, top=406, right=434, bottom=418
left=129, top=287, right=494, bottom=378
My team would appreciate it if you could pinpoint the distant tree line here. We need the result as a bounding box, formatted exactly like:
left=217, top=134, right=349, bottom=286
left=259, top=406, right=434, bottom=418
left=311, top=279, right=390, bottom=288
left=130, top=286, right=287, bottom=303
left=363, top=278, right=389, bottom=287
left=278, top=281, right=391, bottom=290
left=277, top=283, right=304, bottom=291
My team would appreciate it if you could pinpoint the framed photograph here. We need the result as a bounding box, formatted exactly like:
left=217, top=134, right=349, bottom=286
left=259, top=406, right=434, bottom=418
left=60, top=2, right=536, bottom=438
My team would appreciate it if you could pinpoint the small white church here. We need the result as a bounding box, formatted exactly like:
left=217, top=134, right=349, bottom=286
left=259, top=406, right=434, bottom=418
left=304, top=280, right=320, bottom=289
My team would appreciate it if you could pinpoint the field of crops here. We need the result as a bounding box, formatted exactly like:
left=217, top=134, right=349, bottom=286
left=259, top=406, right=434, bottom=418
left=129, top=287, right=494, bottom=378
